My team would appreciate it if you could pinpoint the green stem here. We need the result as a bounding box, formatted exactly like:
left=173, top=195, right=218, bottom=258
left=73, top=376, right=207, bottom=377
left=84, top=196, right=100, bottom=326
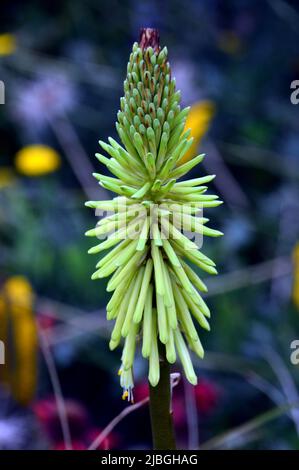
left=149, top=344, right=177, bottom=450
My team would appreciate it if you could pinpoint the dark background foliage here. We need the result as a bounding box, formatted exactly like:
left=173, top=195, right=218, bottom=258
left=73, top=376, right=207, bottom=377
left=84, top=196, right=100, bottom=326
left=0, top=0, right=298, bottom=450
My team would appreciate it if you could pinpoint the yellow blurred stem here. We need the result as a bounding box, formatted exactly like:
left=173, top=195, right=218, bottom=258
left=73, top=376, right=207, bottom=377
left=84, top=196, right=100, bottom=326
left=292, top=243, right=299, bottom=309
left=0, top=277, right=37, bottom=405
left=0, top=297, right=10, bottom=386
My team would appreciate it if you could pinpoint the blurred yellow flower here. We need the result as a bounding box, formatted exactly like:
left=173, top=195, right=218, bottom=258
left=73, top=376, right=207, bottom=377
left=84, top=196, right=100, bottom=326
left=292, top=243, right=299, bottom=309
left=0, top=33, right=16, bottom=56
left=0, top=276, right=37, bottom=405
left=15, top=144, right=61, bottom=176
left=4, top=276, right=34, bottom=305
left=0, top=167, right=16, bottom=188
left=180, top=100, right=215, bottom=165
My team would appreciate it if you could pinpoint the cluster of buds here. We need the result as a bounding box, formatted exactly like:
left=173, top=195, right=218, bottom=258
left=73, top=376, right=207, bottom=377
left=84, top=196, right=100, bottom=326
left=86, top=30, right=222, bottom=401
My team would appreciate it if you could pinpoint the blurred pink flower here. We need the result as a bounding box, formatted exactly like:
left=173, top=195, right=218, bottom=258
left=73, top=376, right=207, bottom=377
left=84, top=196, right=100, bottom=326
left=37, top=312, right=57, bottom=330
left=133, top=382, right=149, bottom=402
left=32, top=397, right=88, bottom=441
left=194, top=379, right=220, bottom=414
left=172, top=395, right=186, bottom=428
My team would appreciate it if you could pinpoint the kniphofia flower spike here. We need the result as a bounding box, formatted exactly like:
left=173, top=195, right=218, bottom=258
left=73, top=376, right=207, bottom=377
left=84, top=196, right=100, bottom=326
left=86, top=29, right=223, bottom=401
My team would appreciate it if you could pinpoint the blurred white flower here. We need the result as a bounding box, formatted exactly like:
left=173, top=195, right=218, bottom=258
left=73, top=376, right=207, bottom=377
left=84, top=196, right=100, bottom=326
left=0, top=417, right=28, bottom=449
left=171, top=59, right=200, bottom=105
left=12, top=72, right=77, bottom=129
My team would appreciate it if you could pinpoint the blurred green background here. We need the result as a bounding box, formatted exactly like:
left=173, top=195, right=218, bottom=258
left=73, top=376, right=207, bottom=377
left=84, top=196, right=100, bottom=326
left=0, top=0, right=299, bottom=450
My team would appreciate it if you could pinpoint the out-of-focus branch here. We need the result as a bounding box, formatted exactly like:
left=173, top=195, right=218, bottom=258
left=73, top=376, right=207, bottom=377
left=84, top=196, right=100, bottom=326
left=222, top=142, right=299, bottom=180
left=33, top=256, right=292, bottom=346
left=199, top=401, right=299, bottom=450
left=183, top=378, right=199, bottom=449
left=8, top=47, right=118, bottom=90
left=204, top=256, right=291, bottom=297
left=203, top=141, right=250, bottom=209
left=38, top=328, right=72, bottom=450
left=262, top=346, right=299, bottom=437
left=48, top=114, right=108, bottom=200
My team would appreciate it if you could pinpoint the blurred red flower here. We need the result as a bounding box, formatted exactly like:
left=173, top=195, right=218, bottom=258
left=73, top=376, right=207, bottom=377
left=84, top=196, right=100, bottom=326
left=194, top=379, right=220, bottom=414
left=133, top=382, right=149, bottom=402
left=36, top=311, right=57, bottom=330
left=32, top=397, right=118, bottom=450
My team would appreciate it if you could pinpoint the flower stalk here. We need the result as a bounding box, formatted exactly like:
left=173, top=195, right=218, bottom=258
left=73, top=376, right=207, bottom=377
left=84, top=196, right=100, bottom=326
left=149, top=343, right=176, bottom=450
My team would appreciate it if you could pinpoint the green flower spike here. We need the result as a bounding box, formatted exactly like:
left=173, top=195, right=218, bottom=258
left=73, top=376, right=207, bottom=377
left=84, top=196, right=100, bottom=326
left=86, top=28, right=223, bottom=402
